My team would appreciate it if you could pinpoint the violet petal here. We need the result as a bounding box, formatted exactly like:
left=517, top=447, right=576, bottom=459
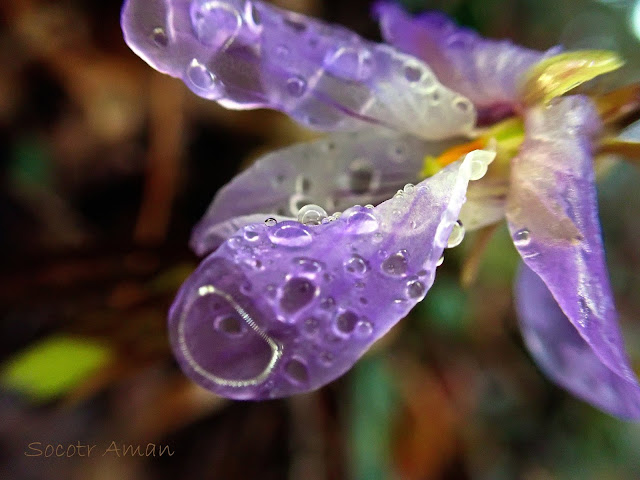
left=121, top=0, right=475, bottom=139
left=169, top=149, right=493, bottom=399
left=516, top=263, right=640, bottom=419
left=191, top=128, right=454, bottom=255
left=506, top=96, right=639, bottom=400
left=374, top=1, right=554, bottom=112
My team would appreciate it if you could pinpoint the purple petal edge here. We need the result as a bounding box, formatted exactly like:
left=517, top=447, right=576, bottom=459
left=516, top=263, right=640, bottom=420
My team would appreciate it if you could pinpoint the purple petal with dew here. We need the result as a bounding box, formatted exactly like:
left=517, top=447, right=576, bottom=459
left=169, top=149, right=494, bottom=399
left=374, top=1, right=555, bottom=116
left=121, top=0, right=475, bottom=140
left=516, top=263, right=640, bottom=419
left=191, top=213, right=293, bottom=256
left=506, top=95, right=640, bottom=407
left=191, top=128, right=459, bottom=256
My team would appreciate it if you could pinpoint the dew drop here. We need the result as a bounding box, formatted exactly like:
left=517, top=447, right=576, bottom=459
left=372, top=232, right=384, bottom=244
left=365, top=204, right=374, bottom=209
left=297, top=204, right=327, bottom=225
left=346, top=209, right=379, bottom=234
left=403, top=183, right=415, bottom=194
left=269, top=223, right=313, bottom=247
left=319, top=351, right=334, bottom=366
left=381, top=251, right=409, bottom=276
left=324, top=46, right=374, bottom=81
left=294, top=257, right=324, bottom=273
left=406, top=279, right=426, bottom=299
left=335, top=310, right=358, bottom=335
left=404, top=63, right=424, bottom=82
left=284, top=358, right=309, bottom=384
left=302, top=316, right=320, bottom=336
left=513, top=228, right=531, bottom=247
left=436, top=255, right=444, bottom=267
left=286, top=75, right=307, bottom=97
left=355, top=320, right=373, bottom=337
left=447, top=221, right=465, bottom=248
left=187, top=59, right=220, bottom=92
left=151, top=27, right=168, bottom=47
left=265, top=217, right=277, bottom=226
left=468, top=150, right=495, bottom=180
left=344, top=254, right=369, bottom=276
left=244, top=229, right=260, bottom=242
left=280, top=277, right=317, bottom=314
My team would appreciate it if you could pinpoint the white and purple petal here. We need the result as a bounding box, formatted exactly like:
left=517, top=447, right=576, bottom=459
left=191, top=128, right=455, bottom=255
left=121, top=0, right=475, bottom=139
left=506, top=95, right=640, bottom=417
left=168, top=149, right=493, bottom=399
left=374, top=1, right=555, bottom=117
left=516, top=264, right=640, bottom=419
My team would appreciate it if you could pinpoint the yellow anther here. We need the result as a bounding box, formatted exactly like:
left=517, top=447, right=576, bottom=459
left=519, top=50, right=624, bottom=106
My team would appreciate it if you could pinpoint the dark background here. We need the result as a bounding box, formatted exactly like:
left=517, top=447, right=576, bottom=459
left=1, top=0, right=639, bottom=479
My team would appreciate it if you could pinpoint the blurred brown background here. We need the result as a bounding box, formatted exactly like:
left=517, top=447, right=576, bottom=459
left=1, top=0, right=640, bottom=479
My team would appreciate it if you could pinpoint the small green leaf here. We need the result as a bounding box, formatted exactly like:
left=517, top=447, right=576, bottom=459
left=1, top=336, right=113, bottom=402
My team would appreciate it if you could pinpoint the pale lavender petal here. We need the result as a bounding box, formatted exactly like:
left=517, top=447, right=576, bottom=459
left=516, top=264, right=640, bottom=419
left=374, top=1, right=555, bottom=113
left=121, top=0, right=475, bottom=139
left=191, top=213, right=293, bottom=256
left=506, top=96, right=638, bottom=395
left=191, top=128, right=456, bottom=255
left=168, top=150, right=492, bottom=399
left=459, top=178, right=508, bottom=231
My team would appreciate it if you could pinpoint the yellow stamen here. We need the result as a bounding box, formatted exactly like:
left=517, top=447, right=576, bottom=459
left=519, top=50, right=624, bottom=106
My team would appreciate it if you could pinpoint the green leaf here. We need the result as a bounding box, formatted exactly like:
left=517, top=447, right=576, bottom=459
left=1, top=336, right=113, bottom=402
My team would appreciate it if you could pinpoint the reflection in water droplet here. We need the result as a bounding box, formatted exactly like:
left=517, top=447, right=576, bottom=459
left=151, top=27, right=168, bottom=47
left=297, top=204, right=328, bottom=225
left=286, top=75, right=307, bottom=97
left=269, top=223, right=313, bottom=247
left=265, top=217, right=277, bottom=226
left=513, top=228, right=531, bottom=247
left=382, top=251, right=409, bottom=276
left=294, top=257, right=324, bottom=273
left=344, top=254, right=369, bottom=276
left=447, top=221, right=465, bottom=248
left=280, top=277, right=317, bottom=314
left=213, top=315, right=243, bottom=336
left=284, top=359, right=309, bottom=384
left=355, top=320, right=373, bottom=337
left=406, top=279, right=426, bottom=299
left=244, top=229, right=260, bottom=241
left=335, top=311, right=358, bottom=335
left=346, top=209, right=379, bottom=234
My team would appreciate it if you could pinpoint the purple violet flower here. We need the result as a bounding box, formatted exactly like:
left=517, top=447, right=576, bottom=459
left=121, top=0, right=640, bottom=418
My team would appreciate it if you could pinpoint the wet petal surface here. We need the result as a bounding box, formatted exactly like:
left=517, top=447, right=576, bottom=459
left=516, top=264, right=640, bottom=419
left=506, top=96, right=637, bottom=390
left=121, top=0, right=475, bottom=139
left=374, top=1, right=553, bottom=113
left=169, top=150, right=493, bottom=399
left=191, top=128, right=456, bottom=255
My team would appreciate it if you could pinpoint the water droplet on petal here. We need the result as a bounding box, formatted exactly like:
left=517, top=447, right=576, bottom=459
left=244, top=229, right=260, bottom=242
left=324, top=46, right=374, bottom=81
left=335, top=311, right=358, bottom=335
left=355, top=320, right=373, bottom=337
left=381, top=251, right=409, bottom=276
left=346, top=209, right=379, bottom=234
left=344, top=254, right=369, bottom=276
left=187, top=59, right=223, bottom=95
left=302, top=316, right=320, bottom=336
left=294, top=257, right=324, bottom=273
left=468, top=150, right=495, bottom=181
left=406, top=279, right=426, bottom=299
left=286, top=75, right=307, bottom=97
left=297, top=204, right=327, bottom=225
left=513, top=228, right=531, bottom=247
left=284, top=358, right=309, bottom=384
left=280, top=277, right=317, bottom=314
left=151, top=27, right=168, bottom=47
left=447, top=221, right=465, bottom=248
left=403, top=183, right=415, bottom=194
left=269, top=223, right=313, bottom=247
left=265, top=217, right=277, bottom=227
left=319, top=351, right=334, bottom=366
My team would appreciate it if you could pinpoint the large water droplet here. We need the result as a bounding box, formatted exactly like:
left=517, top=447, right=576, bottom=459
left=297, top=204, right=327, bottom=225
left=324, top=46, right=374, bottom=81
left=191, top=1, right=242, bottom=48
left=286, top=75, right=307, bottom=97
left=406, top=279, right=426, bottom=299
left=344, top=254, right=369, bottom=276
left=381, top=251, right=409, bottom=276
left=447, top=221, right=465, bottom=248
left=280, top=277, right=317, bottom=314
left=335, top=311, right=358, bottom=335
left=269, top=223, right=313, bottom=247
left=284, top=358, right=309, bottom=384
left=346, top=209, right=379, bottom=234
left=513, top=228, right=531, bottom=247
